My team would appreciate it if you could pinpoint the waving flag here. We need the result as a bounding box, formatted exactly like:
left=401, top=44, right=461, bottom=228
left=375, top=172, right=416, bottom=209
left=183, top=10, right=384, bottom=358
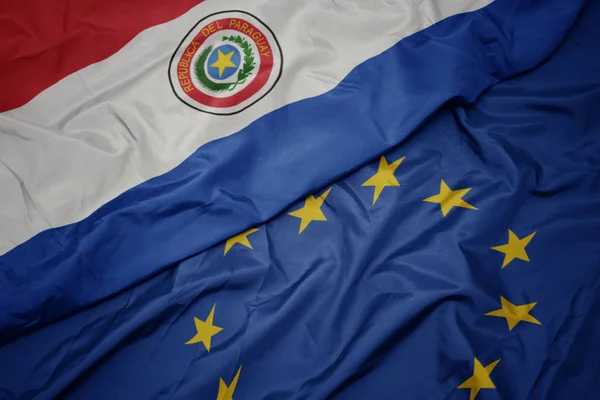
left=1, top=0, right=599, bottom=398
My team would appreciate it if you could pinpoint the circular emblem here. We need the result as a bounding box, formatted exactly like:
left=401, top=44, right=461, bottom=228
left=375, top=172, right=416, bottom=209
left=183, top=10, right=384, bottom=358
left=169, top=11, right=283, bottom=115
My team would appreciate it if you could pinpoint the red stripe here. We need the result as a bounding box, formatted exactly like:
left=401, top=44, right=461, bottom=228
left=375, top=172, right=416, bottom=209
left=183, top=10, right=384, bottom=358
left=0, top=0, right=204, bottom=113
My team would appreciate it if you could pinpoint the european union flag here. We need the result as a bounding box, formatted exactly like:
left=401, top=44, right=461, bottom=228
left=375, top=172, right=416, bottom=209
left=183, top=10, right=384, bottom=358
left=1, top=0, right=599, bottom=399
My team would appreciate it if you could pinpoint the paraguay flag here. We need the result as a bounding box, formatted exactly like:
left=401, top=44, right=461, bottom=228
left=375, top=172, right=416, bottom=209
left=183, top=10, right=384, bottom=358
left=1, top=0, right=600, bottom=398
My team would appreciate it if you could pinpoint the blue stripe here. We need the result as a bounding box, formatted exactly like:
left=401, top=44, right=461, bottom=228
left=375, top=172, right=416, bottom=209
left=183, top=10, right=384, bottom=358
left=0, top=0, right=586, bottom=342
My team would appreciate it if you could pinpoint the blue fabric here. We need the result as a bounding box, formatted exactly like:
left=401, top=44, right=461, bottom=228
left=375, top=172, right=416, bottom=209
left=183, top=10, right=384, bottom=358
left=2, top=0, right=600, bottom=398
left=0, top=0, right=587, bottom=344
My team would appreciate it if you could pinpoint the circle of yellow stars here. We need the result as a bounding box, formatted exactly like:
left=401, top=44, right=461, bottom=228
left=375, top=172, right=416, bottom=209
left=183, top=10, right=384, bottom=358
left=185, top=154, right=542, bottom=399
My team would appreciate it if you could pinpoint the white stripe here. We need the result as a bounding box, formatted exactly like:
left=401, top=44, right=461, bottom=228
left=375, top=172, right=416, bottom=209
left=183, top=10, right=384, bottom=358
left=0, top=0, right=492, bottom=255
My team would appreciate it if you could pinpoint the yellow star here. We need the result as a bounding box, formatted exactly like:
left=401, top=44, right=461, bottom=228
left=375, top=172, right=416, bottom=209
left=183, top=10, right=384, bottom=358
left=288, top=187, right=332, bottom=234
left=224, top=228, right=259, bottom=256
left=458, top=358, right=500, bottom=400
left=210, top=49, right=236, bottom=77
left=217, top=365, right=242, bottom=400
left=185, top=304, right=223, bottom=352
left=424, top=179, right=478, bottom=217
left=491, top=230, right=536, bottom=268
left=485, top=296, right=541, bottom=331
left=362, top=156, right=405, bottom=205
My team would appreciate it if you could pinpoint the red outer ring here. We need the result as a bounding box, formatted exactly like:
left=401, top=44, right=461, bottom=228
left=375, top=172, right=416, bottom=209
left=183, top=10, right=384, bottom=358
left=176, top=17, right=274, bottom=108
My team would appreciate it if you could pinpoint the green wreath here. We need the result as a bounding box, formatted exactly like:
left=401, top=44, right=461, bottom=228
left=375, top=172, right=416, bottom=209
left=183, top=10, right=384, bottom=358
left=194, top=35, right=256, bottom=92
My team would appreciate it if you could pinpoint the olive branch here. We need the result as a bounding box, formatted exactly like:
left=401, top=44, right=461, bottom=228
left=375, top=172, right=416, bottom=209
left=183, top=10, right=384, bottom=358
left=194, top=35, right=256, bottom=92
left=223, top=35, right=255, bottom=84
left=194, top=45, right=230, bottom=92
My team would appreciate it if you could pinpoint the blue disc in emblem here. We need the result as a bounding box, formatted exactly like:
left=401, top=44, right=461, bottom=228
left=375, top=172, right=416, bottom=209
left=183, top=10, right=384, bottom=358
left=207, top=44, right=241, bottom=80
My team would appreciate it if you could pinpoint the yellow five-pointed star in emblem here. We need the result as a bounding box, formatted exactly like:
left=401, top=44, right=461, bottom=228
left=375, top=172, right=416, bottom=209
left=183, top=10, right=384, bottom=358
left=362, top=156, right=405, bottom=205
left=224, top=228, right=259, bottom=256
left=185, top=304, right=223, bottom=352
left=491, top=229, right=536, bottom=268
left=485, top=296, right=541, bottom=331
left=210, top=49, right=236, bottom=77
left=458, top=358, right=500, bottom=400
left=217, top=365, right=242, bottom=400
left=424, top=179, right=478, bottom=217
left=288, top=187, right=332, bottom=234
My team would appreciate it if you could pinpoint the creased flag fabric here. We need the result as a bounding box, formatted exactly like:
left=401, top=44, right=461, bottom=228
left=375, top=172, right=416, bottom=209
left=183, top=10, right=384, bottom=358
left=1, top=0, right=600, bottom=398
left=0, top=0, right=585, bottom=342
